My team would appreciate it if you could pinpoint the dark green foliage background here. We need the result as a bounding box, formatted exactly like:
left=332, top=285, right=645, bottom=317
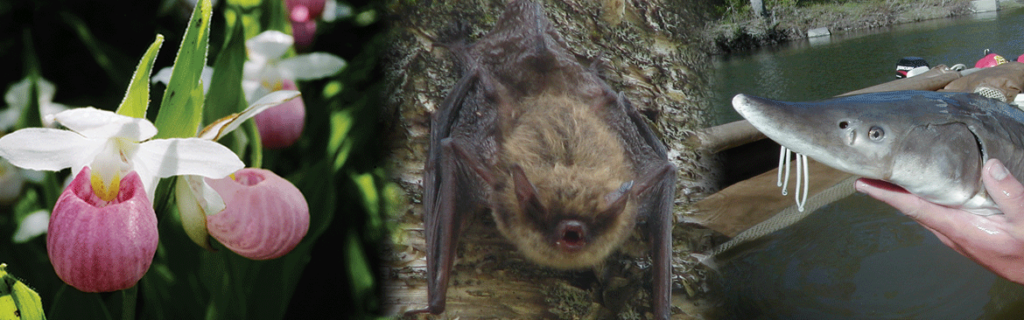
left=0, top=0, right=386, bottom=319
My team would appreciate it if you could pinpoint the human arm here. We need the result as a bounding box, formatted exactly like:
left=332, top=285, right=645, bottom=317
left=855, top=158, right=1024, bottom=284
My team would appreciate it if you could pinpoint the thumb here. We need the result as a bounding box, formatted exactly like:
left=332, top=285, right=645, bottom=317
left=982, top=158, right=1024, bottom=221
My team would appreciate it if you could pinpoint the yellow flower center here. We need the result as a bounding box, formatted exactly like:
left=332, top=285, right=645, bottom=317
left=88, top=138, right=135, bottom=202
left=91, top=170, right=121, bottom=202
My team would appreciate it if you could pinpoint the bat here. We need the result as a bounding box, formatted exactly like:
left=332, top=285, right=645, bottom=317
left=406, top=0, right=677, bottom=318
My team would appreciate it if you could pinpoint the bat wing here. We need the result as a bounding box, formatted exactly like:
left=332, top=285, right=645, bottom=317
left=601, top=89, right=677, bottom=320
left=415, top=1, right=676, bottom=319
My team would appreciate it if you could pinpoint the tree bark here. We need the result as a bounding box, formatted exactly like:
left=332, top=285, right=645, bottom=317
left=382, top=1, right=720, bottom=318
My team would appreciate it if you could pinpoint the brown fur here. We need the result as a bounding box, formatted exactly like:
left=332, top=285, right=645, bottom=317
left=413, top=1, right=676, bottom=317
left=494, top=94, right=638, bottom=269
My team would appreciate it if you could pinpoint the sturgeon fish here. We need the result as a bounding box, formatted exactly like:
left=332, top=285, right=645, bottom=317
left=732, top=90, right=1024, bottom=216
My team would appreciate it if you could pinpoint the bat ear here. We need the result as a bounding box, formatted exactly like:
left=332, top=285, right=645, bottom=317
left=511, top=164, right=547, bottom=216
left=600, top=181, right=632, bottom=218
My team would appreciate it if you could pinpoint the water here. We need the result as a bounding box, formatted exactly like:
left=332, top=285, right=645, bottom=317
left=716, top=194, right=1024, bottom=319
left=711, top=8, right=1024, bottom=125
left=712, top=9, right=1024, bottom=319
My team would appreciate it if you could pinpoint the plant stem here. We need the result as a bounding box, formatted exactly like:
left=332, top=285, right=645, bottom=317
left=121, top=285, right=138, bottom=320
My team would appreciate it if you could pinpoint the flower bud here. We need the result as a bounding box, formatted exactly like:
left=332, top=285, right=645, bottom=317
left=205, top=168, right=309, bottom=260
left=286, top=0, right=326, bottom=21
left=291, top=20, right=318, bottom=52
left=254, top=80, right=305, bottom=149
left=48, top=167, right=158, bottom=292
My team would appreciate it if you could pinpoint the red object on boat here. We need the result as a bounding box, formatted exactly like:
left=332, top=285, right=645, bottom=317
left=975, top=53, right=1008, bottom=68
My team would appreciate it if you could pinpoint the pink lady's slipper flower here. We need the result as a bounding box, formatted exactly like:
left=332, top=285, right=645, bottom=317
left=242, top=30, right=345, bottom=148
left=285, top=0, right=328, bottom=51
left=49, top=167, right=156, bottom=292
left=0, top=107, right=244, bottom=292
left=204, top=168, right=309, bottom=260
left=254, top=79, right=305, bottom=148
left=176, top=90, right=302, bottom=251
left=174, top=91, right=311, bottom=259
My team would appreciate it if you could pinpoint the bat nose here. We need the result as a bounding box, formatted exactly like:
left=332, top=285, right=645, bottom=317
left=555, top=220, right=588, bottom=251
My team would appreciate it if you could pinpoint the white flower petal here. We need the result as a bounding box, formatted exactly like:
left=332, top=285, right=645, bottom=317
left=133, top=138, right=244, bottom=180
left=0, top=108, right=19, bottom=131
left=243, top=60, right=265, bottom=81
left=12, top=210, right=50, bottom=243
left=0, top=128, right=102, bottom=172
left=20, top=168, right=46, bottom=184
left=175, top=175, right=220, bottom=250
left=190, top=175, right=225, bottom=215
left=53, top=107, right=158, bottom=141
left=0, top=159, right=25, bottom=203
left=200, top=66, right=214, bottom=94
left=242, top=78, right=261, bottom=103
left=199, top=90, right=301, bottom=140
left=36, top=78, right=57, bottom=104
left=4, top=78, right=31, bottom=109
left=322, top=0, right=339, bottom=22
left=2, top=78, right=67, bottom=129
left=151, top=66, right=173, bottom=86
left=40, top=102, right=70, bottom=127
left=278, top=53, right=346, bottom=80
left=247, top=30, right=293, bottom=62
left=155, top=66, right=213, bottom=95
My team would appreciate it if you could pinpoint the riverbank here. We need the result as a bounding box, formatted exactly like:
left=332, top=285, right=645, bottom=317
left=707, top=0, right=1024, bottom=54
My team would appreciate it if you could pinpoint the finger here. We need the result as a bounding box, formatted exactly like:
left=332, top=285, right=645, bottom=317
left=856, top=178, right=992, bottom=241
left=982, top=158, right=1024, bottom=222
left=855, top=178, right=939, bottom=219
left=853, top=179, right=968, bottom=255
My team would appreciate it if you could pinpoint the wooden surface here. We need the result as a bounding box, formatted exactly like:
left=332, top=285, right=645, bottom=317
left=689, top=159, right=852, bottom=238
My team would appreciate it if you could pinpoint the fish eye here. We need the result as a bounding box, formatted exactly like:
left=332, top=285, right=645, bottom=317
left=869, top=127, right=884, bottom=140
left=838, top=121, right=849, bottom=129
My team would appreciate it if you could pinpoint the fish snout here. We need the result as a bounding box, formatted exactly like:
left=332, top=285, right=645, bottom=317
left=838, top=119, right=859, bottom=146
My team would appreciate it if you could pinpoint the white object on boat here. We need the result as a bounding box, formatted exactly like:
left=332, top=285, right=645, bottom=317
left=807, top=27, right=830, bottom=38
left=971, top=0, right=998, bottom=13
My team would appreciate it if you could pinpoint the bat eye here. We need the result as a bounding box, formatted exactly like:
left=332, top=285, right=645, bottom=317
left=869, top=126, right=884, bottom=141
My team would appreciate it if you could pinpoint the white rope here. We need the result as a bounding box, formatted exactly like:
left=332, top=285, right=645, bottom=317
left=710, top=175, right=860, bottom=257
left=777, top=146, right=811, bottom=211
left=777, top=145, right=786, bottom=187
left=795, top=153, right=809, bottom=212
left=780, top=147, right=792, bottom=195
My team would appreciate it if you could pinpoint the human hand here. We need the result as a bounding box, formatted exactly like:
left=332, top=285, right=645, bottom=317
left=855, top=158, right=1024, bottom=284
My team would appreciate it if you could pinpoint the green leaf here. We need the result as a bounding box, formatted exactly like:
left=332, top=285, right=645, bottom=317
left=247, top=120, right=263, bottom=168
left=15, top=76, right=41, bottom=129
left=261, top=0, right=290, bottom=33
left=350, top=172, right=378, bottom=218
left=60, top=12, right=122, bottom=84
left=346, top=233, right=376, bottom=310
left=204, top=15, right=248, bottom=123
left=48, top=286, right=113, bottom=320
left=12, top=189, right=40, bottom=225
left=17, top=30, right=42, bottom=129
left=115, top=35, right=164, bottom=119
left=225, top=0, right=260, bottom=8
left=328, top=109, right=354, bottom=170
left=153, top=0, right=213, bottom=139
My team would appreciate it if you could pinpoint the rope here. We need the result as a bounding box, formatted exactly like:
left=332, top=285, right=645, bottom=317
left=709, top=175, right=860, bottom=257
